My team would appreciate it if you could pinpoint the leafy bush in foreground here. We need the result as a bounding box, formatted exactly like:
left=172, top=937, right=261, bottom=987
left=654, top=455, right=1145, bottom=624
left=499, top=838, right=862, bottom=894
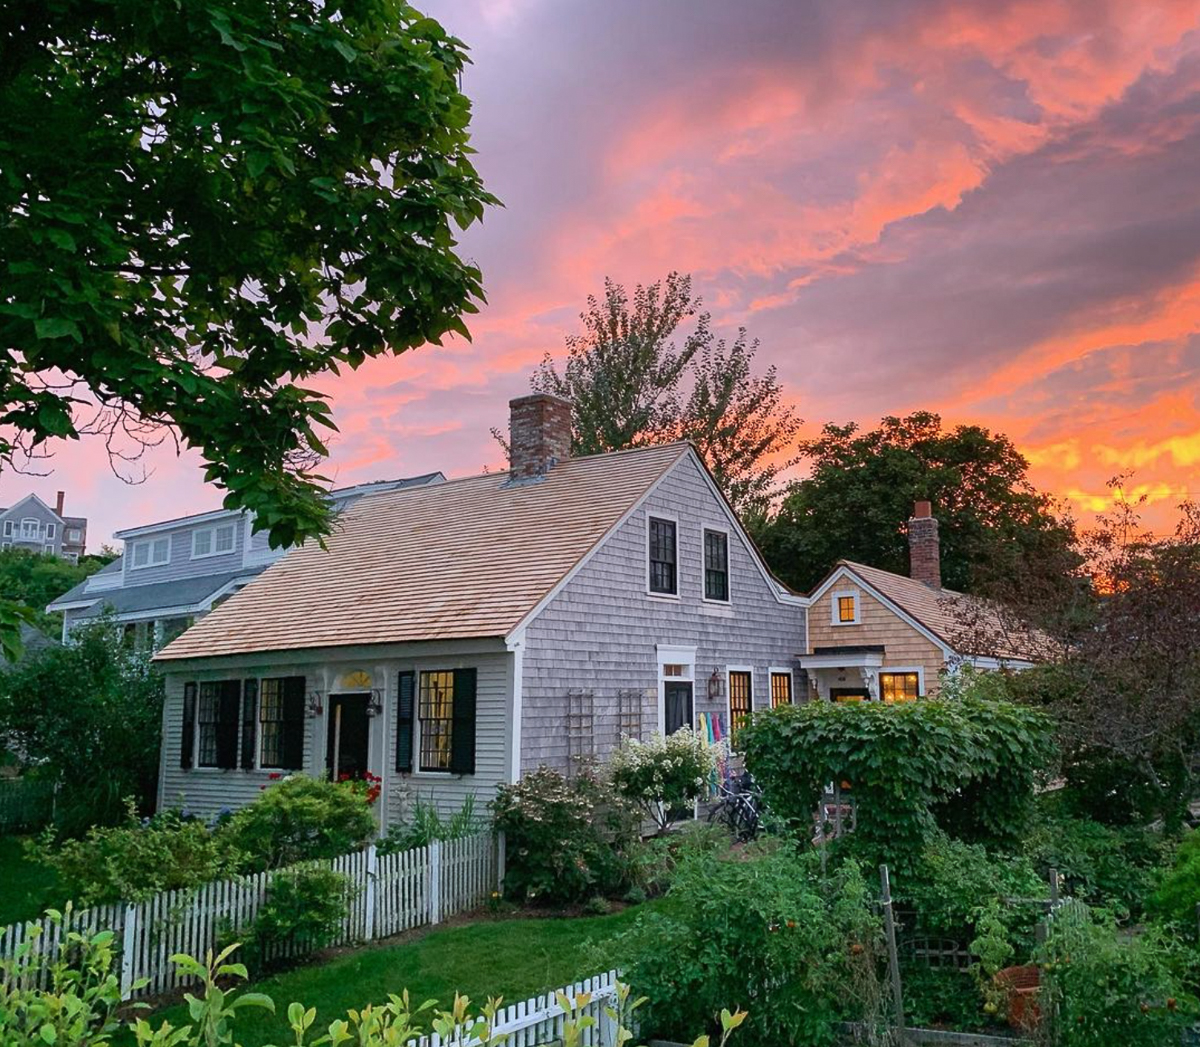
left=609, top=842, right=881, bottom=1046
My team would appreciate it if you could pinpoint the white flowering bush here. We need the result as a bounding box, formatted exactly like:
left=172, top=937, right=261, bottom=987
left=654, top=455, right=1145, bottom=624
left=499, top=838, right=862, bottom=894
left=609, top=728, right=718, bottom=831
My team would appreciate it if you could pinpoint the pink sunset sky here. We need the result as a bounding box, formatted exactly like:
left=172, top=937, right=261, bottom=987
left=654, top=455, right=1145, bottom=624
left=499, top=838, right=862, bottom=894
left=4, top=0, right=1200, bottom=547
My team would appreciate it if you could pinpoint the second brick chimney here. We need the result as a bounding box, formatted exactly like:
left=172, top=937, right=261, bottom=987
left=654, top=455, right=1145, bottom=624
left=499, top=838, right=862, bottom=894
left=508, top=393, right=572, bottom=482
left=907, top=500, right=941, bottom=589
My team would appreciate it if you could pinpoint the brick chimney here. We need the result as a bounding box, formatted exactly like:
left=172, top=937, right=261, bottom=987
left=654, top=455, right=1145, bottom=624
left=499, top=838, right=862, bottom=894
left=508, top=394, right=572, bottom=482
left=907, top=500, right=941, bottom=589
left=54, top=491, right=65, bottom=516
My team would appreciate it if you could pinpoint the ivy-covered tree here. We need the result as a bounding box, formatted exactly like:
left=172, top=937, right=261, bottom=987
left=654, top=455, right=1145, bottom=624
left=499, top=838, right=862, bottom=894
left=759, top=412, right=1077, bottom=593
left=0, top=0, right=498, bottom=654
left=529, top=273, right=801, bottom=516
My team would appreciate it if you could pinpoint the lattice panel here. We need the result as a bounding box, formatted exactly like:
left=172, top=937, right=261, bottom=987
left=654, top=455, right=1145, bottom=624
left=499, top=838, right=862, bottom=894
left=565, top=688, right=596, bottom=776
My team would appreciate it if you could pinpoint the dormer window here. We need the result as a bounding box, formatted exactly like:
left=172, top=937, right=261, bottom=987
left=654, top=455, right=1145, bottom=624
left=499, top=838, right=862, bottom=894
left=192, top=523, right=236, bottom=559
left=131, top=536, right=171, bottom=569
left=648, top=517, right=678, bottom=596
left=831, top=590, right=860, bottom=625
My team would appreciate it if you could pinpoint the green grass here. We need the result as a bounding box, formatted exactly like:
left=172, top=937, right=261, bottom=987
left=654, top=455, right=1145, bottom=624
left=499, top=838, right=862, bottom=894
left=119, top=904, right=655, bottom=1047
left=0, top=835, right=62, bottom=926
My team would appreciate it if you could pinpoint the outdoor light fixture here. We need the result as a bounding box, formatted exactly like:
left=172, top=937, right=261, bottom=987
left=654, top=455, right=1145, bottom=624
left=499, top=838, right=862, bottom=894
left=365, top=690, right=384, bottom=718
left=707, top=670, right=725, bottom=700
left=307, top=691, right=324, bottom=718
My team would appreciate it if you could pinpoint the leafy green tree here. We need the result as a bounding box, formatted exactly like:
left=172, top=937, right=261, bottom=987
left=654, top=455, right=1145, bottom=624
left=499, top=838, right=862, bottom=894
left=0, top=618, right=165, bottom=834
left=759, top=412, right=1076, bottom=592
left=530, top=273, right=801, bottom=515
left=0, top=546, right=117, bottom=636
left=0, top=0, right=497, bottom=654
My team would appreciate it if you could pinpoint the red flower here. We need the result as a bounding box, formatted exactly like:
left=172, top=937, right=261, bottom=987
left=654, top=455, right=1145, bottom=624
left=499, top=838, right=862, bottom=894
left=268, top=772, right=282, bottom=780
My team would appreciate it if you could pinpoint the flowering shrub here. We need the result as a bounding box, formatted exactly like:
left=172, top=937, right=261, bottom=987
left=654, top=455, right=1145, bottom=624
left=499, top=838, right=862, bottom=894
left=491, top=766, right=638, bottom=905
left=608, top=728, right=718, bottom=831
left=335, top=770, right=383, bottom=806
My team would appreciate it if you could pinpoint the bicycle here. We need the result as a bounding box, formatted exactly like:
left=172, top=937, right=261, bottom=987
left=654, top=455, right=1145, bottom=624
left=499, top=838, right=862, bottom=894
left=706, top=771, right=766, bottom=841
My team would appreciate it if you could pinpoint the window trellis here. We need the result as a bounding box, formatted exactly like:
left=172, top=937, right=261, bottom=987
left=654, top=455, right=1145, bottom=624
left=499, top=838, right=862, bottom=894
left=617, top=688, right=643, bottom=741
left=565, top=689, right=595, bottom=775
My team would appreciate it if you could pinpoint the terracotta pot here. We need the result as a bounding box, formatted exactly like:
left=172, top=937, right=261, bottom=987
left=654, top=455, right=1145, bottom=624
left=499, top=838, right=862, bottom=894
left=995, top=964, right=1041, bottom=1031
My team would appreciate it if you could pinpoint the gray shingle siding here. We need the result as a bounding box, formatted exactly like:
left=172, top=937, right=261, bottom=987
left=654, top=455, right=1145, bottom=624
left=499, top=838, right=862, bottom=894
left=158, top=647, right=513, bottom=823
left=519, top=453, right=806, bottom=773
left=123, top=519, right=244, bottom=587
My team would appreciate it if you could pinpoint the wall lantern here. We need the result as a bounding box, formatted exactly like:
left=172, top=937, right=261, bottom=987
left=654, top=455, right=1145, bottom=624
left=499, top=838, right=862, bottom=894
left=365, top=690, right=385, bottom=718
left=707, top=670, right=725, bottom=700
left=307, top=691, right=325, bottom=718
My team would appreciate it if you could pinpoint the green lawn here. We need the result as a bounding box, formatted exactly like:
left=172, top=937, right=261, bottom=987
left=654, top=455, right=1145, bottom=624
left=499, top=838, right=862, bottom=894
left=0, top=835, right=62, bottom=927
left=119, top=904, right=655, bottom=1047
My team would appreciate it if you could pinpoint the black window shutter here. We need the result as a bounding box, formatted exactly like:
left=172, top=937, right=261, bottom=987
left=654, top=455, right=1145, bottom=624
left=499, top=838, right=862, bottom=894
left=396, top=671, right=415, bottom=773
left=215, top=680, right=241, bottom=770
left=181, top=682, right=197, bottom=770
left=450, top=668, right=477, bottom=775
left=281, top=676, right=306, bottom=771
left=240, top=679, right=258, bottom=770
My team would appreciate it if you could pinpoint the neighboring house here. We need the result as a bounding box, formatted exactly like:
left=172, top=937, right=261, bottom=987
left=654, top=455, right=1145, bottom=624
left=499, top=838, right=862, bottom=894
left=149, top=394, right=808, bottom=822
left=0, top=491, right=87, bottom=561
left=46, top=474, right=444, bottom=649
left=801, top=501, right=1044, bottom=701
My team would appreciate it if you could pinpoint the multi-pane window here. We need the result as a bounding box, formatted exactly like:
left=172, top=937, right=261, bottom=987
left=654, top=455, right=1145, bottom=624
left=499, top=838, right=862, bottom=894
left=880, top=672, right=920, bottom=703
left=648, top=518, right=677, bottom=595
left=197, top=682, right=224, bottom=766
left=192, top=524, right=235, bottom=559
left=258, top=678, right=287, bottom=767
left=21, top=519, right=39, bottom=539
left=836, top=594, right=857, bottom=623
left=770, top=671, right=793, bottom=707
left=131, top=536, right=170, bottom=568
left=704, top=530, right=729, bottom=601
left=729, top=671, right=753, bottom=737
left=419, top=670, right=456, bottom=772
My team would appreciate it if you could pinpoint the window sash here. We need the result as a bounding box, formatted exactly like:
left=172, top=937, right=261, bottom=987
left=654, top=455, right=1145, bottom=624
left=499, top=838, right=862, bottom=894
left=21, top=519, right=39, bottom=539
left=648, top=518, right=677, bottom=594
left=197, top=682, right=223, bottom=767
left=880, top=672, right=920, bottom=703
left=418, top=670, right=456, bottom=772
left=770, top=672, right=792, bottom=707
left=837, top=596, right=856, bottom=622
left=259, top=679, right=287, bottom=767
left=214, top=524, right=235, bottom=553
left=704, top=530, right=729, bottom=601
left=729, top=671, right=753, bottom=735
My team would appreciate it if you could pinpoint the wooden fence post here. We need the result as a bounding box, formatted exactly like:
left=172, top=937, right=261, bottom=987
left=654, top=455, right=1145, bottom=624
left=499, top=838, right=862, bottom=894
left=496, top=831, right=506, bottom=893
left=364, top=844, right=377, bottom=942
left=879, top=865, right=906, bottom=1042
left=429, top=841, right=442, bottom=925
left=1049, top=868, right=1060, bottom=908
left=119, top=902, right=138, bottom=1000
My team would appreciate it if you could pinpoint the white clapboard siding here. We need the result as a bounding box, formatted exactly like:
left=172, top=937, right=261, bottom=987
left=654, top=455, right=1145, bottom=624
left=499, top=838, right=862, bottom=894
left=0, top=832, right=500, bottom=1001
left=409, top=970, right=620, bottom=1047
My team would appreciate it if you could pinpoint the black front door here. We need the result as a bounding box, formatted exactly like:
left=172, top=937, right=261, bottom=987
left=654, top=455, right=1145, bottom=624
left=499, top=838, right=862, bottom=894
left=664, top=682, right=694, bottom=735
left=326, top=693, right=370, bottom=779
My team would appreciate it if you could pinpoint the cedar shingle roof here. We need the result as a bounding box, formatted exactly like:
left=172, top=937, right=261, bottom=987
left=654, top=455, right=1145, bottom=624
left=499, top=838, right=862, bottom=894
left=155, top=443, right=690, bottom=661
left=840, top=560, right=1048, bottom=662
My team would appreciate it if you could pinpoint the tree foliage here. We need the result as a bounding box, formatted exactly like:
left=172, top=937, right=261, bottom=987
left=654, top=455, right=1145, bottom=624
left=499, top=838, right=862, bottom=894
left=0, top=619, right=164, bottom=834
left=0, top=547, right=117, bottom=636
left=1, top=0, right=497, bottom=550
left=530, top=273, right=801, bottom=515
left=758, top=412, right=1077, bottom=593
left=741, top=697, right=1056, bottom=872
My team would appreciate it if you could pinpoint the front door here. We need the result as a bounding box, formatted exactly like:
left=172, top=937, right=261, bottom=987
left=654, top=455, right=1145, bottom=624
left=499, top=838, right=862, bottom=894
left=830, top=688, right=870, bottom=703
left=664, top=681, right=694, bottom=735
left=326, top=693, right=370, bottom=780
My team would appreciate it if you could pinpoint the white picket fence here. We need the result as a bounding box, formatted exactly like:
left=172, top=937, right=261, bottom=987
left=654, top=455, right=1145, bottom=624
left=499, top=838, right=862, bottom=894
left=410, top=970, right=621, bottom=1047
left=0, top=832, right=501, bottom=1001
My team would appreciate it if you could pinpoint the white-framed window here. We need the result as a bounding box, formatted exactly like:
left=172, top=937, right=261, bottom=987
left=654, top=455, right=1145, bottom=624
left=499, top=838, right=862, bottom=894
left=769, top=668, right=794, bottom=707
left=879, top=668, right=923, bottom=703
left=21, top=518, right=40, bottom=539
left=191, top=523, right=236, bottom=559
left=831, top=589, right=860, bottom=625
left=703, top=527, right=730, bottom=602
left=66, top=528, right=81, bottom=542
left=2, top=521, right=11, bottom=537
left=45, top=523, right=55, bottom=539
left=647, top=515, right=679, bottom=597
left=130, top=536, right=171, bottom=569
